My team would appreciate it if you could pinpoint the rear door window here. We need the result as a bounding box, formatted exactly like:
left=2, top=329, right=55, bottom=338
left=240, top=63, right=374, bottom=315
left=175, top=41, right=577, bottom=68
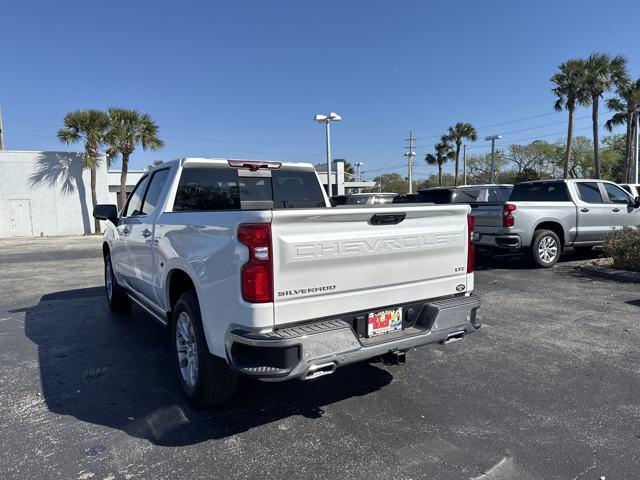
left=576, top=182, right=604, bottom=204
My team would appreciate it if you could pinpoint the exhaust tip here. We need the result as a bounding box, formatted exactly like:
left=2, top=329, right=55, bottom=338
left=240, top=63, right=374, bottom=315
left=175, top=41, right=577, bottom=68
left=304, top=362, right=336, bottom=380
left=442, top=331, right=465, bottom=345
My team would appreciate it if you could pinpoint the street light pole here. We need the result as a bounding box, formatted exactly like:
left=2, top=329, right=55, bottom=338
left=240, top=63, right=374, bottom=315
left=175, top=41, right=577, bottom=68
left=324, top=120, right=331, bottom=193
left=484, top=134, right=502, bottom=183
left=314, top=112, right=342, bottom=196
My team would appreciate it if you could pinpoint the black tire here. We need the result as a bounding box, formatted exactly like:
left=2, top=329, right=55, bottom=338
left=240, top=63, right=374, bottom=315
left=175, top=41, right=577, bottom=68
left=530, top=229, right=561, bottom=268
left=172, top=291, right=238, bottom=407
left=104, top=253, right=130, bottom=311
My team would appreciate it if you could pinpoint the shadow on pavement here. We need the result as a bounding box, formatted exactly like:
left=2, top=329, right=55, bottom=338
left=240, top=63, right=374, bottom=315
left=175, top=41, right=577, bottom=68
left=24, top=287, right=393, bottom=446
left=475, top=247, right=602, bottom=271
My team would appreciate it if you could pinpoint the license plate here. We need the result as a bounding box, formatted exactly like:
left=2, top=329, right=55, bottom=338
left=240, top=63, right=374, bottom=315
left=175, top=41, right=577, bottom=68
left=367, top=308, right=403, bottom=337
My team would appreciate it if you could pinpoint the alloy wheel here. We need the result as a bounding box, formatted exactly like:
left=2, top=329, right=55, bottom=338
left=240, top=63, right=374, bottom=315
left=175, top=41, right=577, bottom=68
left=538, top=236, right=558, bottom=263
left=176, top=311, right=199, bottom=388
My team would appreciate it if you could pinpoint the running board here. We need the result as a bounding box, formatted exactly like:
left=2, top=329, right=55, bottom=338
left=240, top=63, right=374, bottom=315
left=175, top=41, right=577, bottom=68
left=127, top=293, right=169, bottom=327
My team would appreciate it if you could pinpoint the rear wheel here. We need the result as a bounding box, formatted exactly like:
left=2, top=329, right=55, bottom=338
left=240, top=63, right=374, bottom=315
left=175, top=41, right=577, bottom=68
left=172, top=291, right=238, bottom=407
left=104, top=254, right=130, bottom=311
left=530, top=230, right=561, bottom=268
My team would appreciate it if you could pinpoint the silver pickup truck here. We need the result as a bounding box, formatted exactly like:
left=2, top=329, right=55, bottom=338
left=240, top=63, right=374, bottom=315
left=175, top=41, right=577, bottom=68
left=473, top=179, right=640, bottom=267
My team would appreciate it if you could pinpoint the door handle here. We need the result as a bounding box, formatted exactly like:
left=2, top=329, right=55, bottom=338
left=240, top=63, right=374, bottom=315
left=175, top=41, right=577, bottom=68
left=370, top=213, right=406, bottom=225
left=580, top=208, right=590, bottom=213
left=142, top=228, right=152, bottom=238
left=612, top=207, right=620, bottom=212
left=121, top=226, right=131, bottom=235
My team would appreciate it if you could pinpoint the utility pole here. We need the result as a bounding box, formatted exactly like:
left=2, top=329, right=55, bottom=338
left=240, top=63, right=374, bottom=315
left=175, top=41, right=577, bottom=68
left=0, top=105, right=5, bottom=150
left=462, top=144, right=467, bottom=186
left=404, top=130, right=416, bottom=194
left=485, top=134, right=502, bottom=184
left=355, top=162, right=364, bottom=181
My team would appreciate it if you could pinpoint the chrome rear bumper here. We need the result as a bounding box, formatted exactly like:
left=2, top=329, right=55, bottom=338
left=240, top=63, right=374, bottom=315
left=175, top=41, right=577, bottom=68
left=225, top=294, right=481, bottom=381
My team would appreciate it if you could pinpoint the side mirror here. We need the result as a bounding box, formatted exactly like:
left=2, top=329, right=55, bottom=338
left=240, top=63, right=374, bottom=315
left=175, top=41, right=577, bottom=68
left=93, top=204, right=119, bottom=225
left=634, top=196, right=640, bottom=208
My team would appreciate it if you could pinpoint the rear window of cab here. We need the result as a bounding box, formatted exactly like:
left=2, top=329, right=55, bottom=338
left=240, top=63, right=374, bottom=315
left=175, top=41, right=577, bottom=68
left=509, top=182, right=570, bottom=202
left=172, top=166, right=327, bottom=211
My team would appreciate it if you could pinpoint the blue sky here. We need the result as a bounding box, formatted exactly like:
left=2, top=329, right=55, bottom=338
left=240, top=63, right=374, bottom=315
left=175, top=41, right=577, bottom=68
left=2, top=0, right=640, bottom=179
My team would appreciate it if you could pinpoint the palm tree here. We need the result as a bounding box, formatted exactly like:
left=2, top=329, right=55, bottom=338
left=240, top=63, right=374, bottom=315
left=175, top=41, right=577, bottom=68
left=57, top=109, right=110, bottom=234
left=425, top=141, right=454, bottom=186
left=443, top=123, right=477, bottom=186
left=582, top=53, right=628, bottom=178
left=605, top=79, right=640, bottom=182
left=551, top=58, right=587, bottom=179
left=106, top=108, right=164, bottom=209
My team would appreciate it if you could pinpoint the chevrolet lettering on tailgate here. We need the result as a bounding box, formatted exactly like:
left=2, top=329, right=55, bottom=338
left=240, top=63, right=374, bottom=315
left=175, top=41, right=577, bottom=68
left=291, top=232, right=462, bottom=260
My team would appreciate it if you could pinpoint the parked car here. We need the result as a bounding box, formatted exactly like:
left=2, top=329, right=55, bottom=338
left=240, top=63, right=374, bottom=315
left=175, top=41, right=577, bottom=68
left=473, top=179, right=640, bottom=267
left=343, top=192, right=398, bottom=205
left=93, top=158, right=480, bottom=406
left=620, top=183, right=640, bottom=197
left=393, top=185, right=513, bottom=205
left=330, top=195, right=347, bottom=206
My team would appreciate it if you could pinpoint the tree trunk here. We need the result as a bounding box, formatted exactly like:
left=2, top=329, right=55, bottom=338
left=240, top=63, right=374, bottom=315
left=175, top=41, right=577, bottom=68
left=119, top=151, right=130, bottom=210
left=438, top=161, right=443, bottom=186
left=592, top=95, right=600, bottom=179
left=624, top=113, right=633, bottom=183
left=454, top=142, right=461, bottom=186
left=563, top=107, right=574, bottom=179
left=90, top=157, right=101, bottom=234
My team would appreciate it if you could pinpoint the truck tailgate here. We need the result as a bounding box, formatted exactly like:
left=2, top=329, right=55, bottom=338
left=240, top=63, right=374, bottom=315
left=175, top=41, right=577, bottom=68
left=270, top=205, right=471, bottom=325
left=471, top=203, right=505, bottom=230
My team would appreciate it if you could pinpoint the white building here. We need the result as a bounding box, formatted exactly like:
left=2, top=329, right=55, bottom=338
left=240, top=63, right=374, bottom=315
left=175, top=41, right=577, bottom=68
left=0, top=151, right=110, bottom=237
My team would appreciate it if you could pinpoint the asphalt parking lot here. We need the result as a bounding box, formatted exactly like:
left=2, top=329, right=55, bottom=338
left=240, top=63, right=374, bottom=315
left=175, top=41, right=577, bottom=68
left=1, top=236, right=639, bottom=479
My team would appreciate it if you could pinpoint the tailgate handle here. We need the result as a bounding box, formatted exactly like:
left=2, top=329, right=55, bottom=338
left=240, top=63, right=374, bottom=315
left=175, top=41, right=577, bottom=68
left=370, top=213, right=406, bottom=226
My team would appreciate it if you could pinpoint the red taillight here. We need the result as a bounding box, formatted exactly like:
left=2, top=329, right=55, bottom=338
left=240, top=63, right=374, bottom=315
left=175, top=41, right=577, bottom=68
left=238, top=223, right=273, bottom=303
left=467, top=214, right=475, bottom=274
left=503, top=203, right=516, bottom=228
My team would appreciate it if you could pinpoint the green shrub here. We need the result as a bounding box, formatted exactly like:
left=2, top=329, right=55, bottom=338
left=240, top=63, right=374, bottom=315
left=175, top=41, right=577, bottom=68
left=603, top=227, right=640, bottom=272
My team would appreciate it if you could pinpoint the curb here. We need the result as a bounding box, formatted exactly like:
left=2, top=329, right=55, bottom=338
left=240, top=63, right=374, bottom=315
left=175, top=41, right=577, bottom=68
left=580, top=263, right=640, bottom=283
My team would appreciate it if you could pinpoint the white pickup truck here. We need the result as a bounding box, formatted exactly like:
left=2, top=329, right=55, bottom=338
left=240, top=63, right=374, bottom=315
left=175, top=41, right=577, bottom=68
left=93, top=158, right=480, bottom=406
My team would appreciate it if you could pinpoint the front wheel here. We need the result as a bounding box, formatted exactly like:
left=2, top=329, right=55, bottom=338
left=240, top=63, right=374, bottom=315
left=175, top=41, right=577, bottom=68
left=172, top=291, right=238, bottom=407
left=530, top=230, right=561, bottom=268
